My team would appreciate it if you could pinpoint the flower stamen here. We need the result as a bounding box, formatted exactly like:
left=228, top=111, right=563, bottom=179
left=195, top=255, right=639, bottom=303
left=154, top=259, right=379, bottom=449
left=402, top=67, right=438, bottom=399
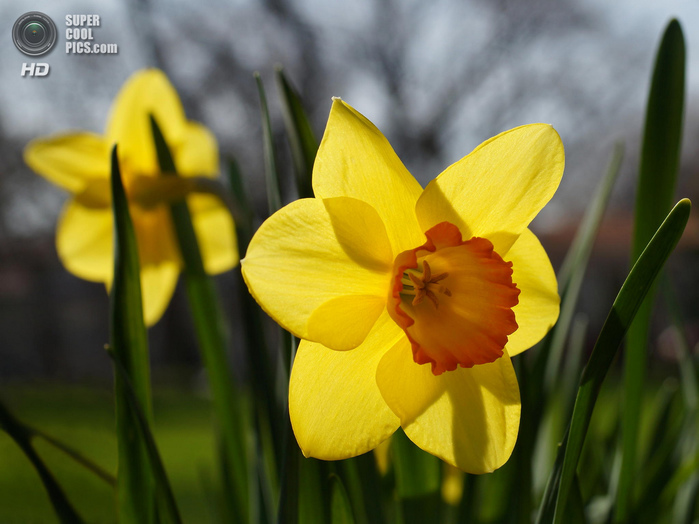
left=400, top=260, right=451, bottom=308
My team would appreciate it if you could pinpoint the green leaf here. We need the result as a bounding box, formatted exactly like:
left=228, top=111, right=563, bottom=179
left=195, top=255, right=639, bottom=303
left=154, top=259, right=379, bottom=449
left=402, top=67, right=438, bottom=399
left=275, top=67, right=318, bottom=199
left=227, top=158, right=255, bottom=252
left=392, top=429, right=442, bottom=524
left=227, top=158, right=284, bottom=522
left=278, top=335, right=327, bottom=524
left=618, top=19, right=686, bottom=522
left=298, top=457, right=327, bottom=524
left=663, top=279, right=698, bottom=411
left=552, top=199, right=691, bottom=524
left=339, top=454, right=385, bottom=524
left=536, top=432, right=565, bottom=524
left=31, top=428, right=116, bottom=487
left=662, top=280, right=699, bottom=524
left=150, top=117, right=250, bottom=522
left=635, top=385, right=684, bottom=521
left=110, top=145, right=155, bottom=523
left=255, top=72, right=283, bottom=213
left=107, top=348, right=183, bottom=524
left=545, top=142, right=624, bottom=391
left=0, top=400, right=84, bottom=523
left=331, top=474, right=356, bottom=524
left=278, top=411, right=301, bottom=524
left=527, top=144, right=621, bottom=523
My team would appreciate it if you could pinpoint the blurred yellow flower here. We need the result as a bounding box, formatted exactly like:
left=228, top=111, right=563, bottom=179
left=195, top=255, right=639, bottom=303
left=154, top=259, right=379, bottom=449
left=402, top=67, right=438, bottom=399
left=25, top=69, right=238, bottom=326
left=242, top=99, right=562, bottom=473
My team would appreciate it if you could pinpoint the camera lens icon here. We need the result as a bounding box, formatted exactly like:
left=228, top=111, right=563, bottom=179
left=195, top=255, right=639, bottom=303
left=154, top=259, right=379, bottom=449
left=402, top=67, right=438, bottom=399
left=13, top=12, right=57, bottom=56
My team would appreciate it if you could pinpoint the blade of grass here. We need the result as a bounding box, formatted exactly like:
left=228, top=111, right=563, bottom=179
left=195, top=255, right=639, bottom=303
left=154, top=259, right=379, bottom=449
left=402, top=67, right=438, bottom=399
left=275, top=67, right=318, bottom=199
left=618, top=19, right=685, bottom=522
left=150, top=117, right=250, bottom=522
left=110, top=145, right=155, bottom=523
left=552, top=198, right=691, bottom=524
left=0, top=400, right=85, bottom=523
left=106, top=347, right=183, bottom=524
left=255, top=72, right=283, bottom=213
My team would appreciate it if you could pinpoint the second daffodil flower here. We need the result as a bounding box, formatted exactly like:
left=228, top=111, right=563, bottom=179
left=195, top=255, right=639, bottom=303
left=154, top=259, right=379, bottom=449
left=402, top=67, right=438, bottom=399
left=25, top=69, right=238, bottom=326
left=242, top=99, right=562, bottom=473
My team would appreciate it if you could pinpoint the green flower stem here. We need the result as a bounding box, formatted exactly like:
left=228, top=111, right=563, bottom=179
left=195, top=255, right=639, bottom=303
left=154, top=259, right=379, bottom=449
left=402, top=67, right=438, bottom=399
left=0, top=396, right=115, bottom=487
left=107, top=347, right=182, bottom=524
left=110, top=145, right=156, bottom=524
left=150, top=117, right=249, bottom=522
left=228, top=158, right=283, bottom=522
left=0, top=400, right=84, bottom=523
left=31, top=428, right=116, bottom=487
left=391, top=429, right=442, bottom=524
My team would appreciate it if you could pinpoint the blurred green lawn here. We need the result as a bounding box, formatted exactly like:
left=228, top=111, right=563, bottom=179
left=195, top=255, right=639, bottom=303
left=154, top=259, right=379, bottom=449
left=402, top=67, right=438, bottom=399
left=0, top=371, right=686, bottom=523
left=0, top=384, right=219, bottom=523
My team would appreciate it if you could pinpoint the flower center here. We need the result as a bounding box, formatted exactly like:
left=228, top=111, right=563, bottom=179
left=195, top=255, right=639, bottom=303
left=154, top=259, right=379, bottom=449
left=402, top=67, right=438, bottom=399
left=387, top=221, right=520, bottom=375
left=400, top=260, right=452, bottom=308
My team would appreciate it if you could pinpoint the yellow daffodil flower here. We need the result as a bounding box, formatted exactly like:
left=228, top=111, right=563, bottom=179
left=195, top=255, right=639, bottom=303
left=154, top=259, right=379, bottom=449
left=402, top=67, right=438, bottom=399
left=242, top=99, right=562, bottom=473
left=25, top=69, right=238, bottom=325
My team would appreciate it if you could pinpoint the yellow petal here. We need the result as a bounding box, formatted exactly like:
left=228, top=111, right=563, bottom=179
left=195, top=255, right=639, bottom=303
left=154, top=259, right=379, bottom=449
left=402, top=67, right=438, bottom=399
left=58, top=199, right=179, bottom=325
left=504, top=228, right=559, bottom=356
left=24, top=133, right=110, bottom=193
left=416, top=124, right=564, bottom=253
left=307, top=295, right=387, bottom=350
left=377, top=344, right=520, bottom=473
left=289, top=311, right=402, bottom=460
left=242, top=197, right=392, bottom=347
left=312, top=99, right=424, bottom=253
left=175, top=123, right=219, bottom=177
left=188, top=194, right=239, bottom=275
left=56, top=200, right=113, bottom=282
left=140, top=262, right=180, bottom=326
left=129, top=205, right=180, bottom=267
left=106, top=69, right=187, bottom=175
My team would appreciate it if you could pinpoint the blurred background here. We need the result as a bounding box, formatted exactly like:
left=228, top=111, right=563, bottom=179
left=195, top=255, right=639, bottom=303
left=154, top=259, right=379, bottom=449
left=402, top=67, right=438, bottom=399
left=0, top=0, right=698, bottom=384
